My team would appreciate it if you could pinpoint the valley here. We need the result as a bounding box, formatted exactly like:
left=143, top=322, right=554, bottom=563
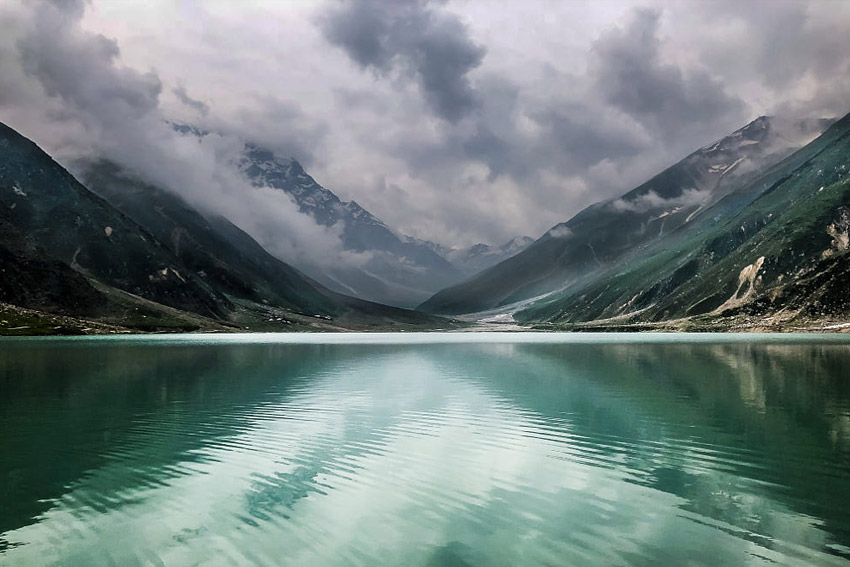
left=1, top=110, right=849, bottom=335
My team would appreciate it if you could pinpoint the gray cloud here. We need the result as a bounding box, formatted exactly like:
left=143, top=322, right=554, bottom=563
left=5, top=0, right=360, bottom=273
left=2, top=0, right=850, bottom=251
left=683, top=0, right=850, bottom=118
left=223, top=96, right=328, bottom=169
left=173, top=83, right=210, bottom=116
left=342, top=5, right=770, bottom=244
left=531, top=104, right=650, bottom=175
left=320, top=0, right=485, bottom=123
left=18, top=2, right=162, bottom=125
left=590, top=8, right=747, bottom=148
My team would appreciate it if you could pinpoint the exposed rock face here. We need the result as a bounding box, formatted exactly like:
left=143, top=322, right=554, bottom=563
left=824, top=207, right=850, bottom=258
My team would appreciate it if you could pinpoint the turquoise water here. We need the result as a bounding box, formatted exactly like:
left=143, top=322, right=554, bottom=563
left=1, top=333, right=849, bottom=566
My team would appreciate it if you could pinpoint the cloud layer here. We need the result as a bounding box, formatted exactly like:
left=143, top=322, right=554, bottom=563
left=320, top=0, right=485, bottom=123
left=1, top=0, right=849, bottom=249
left=1, top=0, right=360, bottom=272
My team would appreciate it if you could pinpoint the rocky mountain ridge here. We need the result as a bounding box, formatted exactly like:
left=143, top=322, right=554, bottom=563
left=514, top=111, right=850, bottom=331
left=418, top=115, right=834, bottom=315
left=234, top=141, right=530, bottom=306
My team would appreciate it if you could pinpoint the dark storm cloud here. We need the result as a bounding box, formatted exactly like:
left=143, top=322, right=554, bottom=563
left=173, top=83, right=210, bottom=116
left=590, top=8, right=747, bottom=147
left=365, top=5, right=760, bottom=240
left=689, top=0, right=850, bottom=118
left=339, top=6, right=761, bottom=243
left=532, top=104, right=649, bottom=173
left=320, top=0, right=485, bottom=123
left=49, top=0, right=86, bottom=18
left=17, top=1, right=162, bottom=127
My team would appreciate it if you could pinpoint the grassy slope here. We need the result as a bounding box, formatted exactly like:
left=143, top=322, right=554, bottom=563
left=517, top=113, right=850, bottom=330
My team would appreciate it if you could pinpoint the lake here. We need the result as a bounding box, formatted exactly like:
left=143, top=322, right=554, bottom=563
left=1, top=333, right=850, bottom=566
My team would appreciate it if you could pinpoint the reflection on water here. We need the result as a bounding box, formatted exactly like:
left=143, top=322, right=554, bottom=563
left=1, top=334, right=850, bottom=566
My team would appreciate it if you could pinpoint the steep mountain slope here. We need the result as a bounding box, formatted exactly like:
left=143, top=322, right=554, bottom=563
left=0, top=122, right=231, bottom=320
left=77, top=160, right=455, bottom=330
left=79, top=161, right=335, bottom=316
left=0, top=122, right=452, bottom=333
left=237, top=145, right=461, bottom=307
left=419, top=116, right=830, bottom=315
left=516, top=111, right=850, bottom=330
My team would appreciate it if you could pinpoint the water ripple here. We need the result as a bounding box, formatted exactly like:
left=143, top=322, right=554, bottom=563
left=2, top=338, right=850, bottom=566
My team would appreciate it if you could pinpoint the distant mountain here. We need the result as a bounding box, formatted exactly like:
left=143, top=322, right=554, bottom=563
left=444, top=236, right=535, bottom=278
left=0, top=122, right=451, bottom=333
left=419, top=115, right=832, bottom=315
left=516, top=111, right=850, bottom=330
left=236, top=145, right=461, bottom=307
left=169, top=127, right=534, bottom=307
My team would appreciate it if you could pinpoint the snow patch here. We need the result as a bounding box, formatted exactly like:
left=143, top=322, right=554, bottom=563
left=11, top=185, right=27, bottom=198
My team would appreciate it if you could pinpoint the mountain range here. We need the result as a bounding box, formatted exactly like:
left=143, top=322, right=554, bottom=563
left=420, top=113, right=850, bottom=331
left=0, top=122, right=453, bottom=334
left=1, top=106, right=848, bottom=334
left=215, top=133, right=532, bottom=307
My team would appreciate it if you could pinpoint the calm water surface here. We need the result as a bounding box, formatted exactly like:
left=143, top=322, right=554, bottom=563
left=1, top=333, right=850, bottom=566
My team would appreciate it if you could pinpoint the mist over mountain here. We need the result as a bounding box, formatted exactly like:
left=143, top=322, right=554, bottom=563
left=444, top=237, right=535, bottom=278
left=0, top=122, right=451, bottom=333
left=234, top=143, right=464, bottom=307
left=419, top=115, right=833, bottom=315
left=1, top=1, right=850, bottom=333
left=515, top=111, right=850, bottom=331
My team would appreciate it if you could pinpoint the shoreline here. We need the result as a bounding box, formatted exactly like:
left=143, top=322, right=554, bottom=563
left=3, top=299, right=848, bottom=337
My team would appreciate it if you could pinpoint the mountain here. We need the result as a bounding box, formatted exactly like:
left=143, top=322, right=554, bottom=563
left=0, top=122, right=452, bottom=334
left=77, top=161, right=335, bottom=315
left=0, top=121, right=233, bottom=322
left=515, top=111, right=850, bottom=331
left=76, top=160, right=454, bottom=331
left=444, top=236, right=535, bottom=278
left=170, top=127, right=535, bottom=307
left=418, top=115, right=832, bottom=315
left=236, top=145, right=461, bottom=307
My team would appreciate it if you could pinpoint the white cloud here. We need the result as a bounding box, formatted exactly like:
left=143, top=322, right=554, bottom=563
left=547, top=225, right=573, bottom=239
left=611, top=188, right=711, bottom=214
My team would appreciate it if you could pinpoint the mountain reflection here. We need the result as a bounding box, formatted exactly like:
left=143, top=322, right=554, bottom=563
left=1, top=337, right=849, bottom=566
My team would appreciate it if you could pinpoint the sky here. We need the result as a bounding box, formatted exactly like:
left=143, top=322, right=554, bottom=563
left=1, top=0, right=850, bottom=251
